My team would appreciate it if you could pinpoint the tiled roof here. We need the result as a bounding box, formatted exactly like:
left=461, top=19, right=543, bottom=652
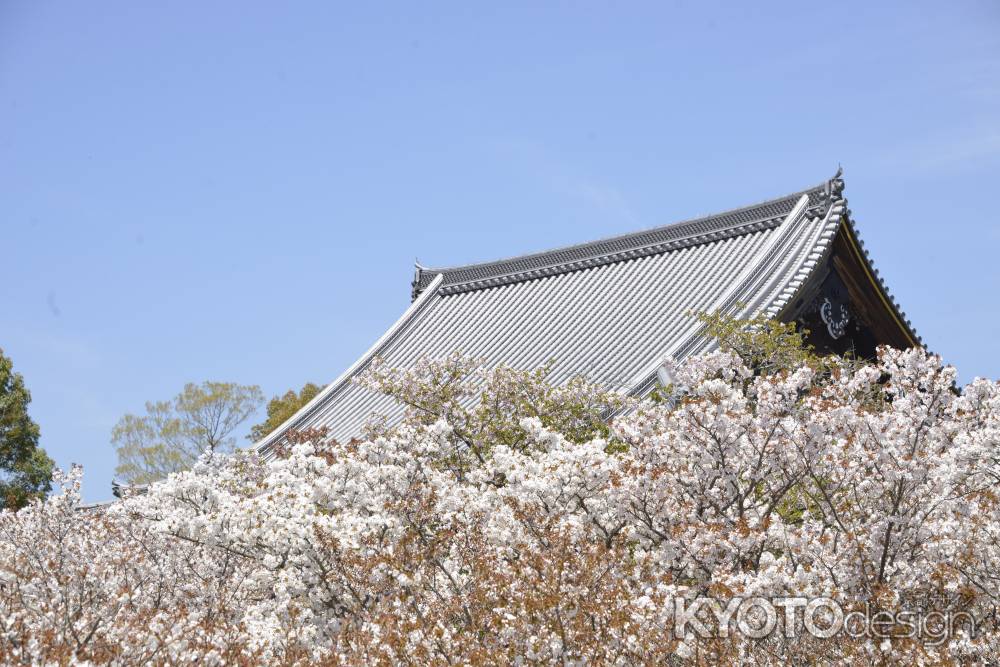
left=256, top=172, right=908, bottom=456
left=411, top=184, right=828, bottom=298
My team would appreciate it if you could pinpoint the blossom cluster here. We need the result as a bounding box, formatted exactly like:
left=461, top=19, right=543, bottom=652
left=1, top=347, right=998, bottom=665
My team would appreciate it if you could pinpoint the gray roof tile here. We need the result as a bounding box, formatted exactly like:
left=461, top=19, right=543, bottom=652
left=256, top=173, right=911, bottom=456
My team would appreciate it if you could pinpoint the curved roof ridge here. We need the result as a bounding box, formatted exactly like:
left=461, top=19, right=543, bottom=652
left=256, top=273, right=445, bottom=458
left=625, top=192, right=843, bottom=399
left=411, top=177, right=836, bottom=298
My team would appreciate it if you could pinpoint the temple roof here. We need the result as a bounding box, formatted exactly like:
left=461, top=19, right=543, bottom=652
left=256, top=171, right=919, bottom=456
left=412, top=182, right=827, bottom=299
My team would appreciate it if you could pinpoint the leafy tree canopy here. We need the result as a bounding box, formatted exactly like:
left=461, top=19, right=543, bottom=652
left=0, top=348, right=54, bottom=510
left=112, top=381, right=263, bottom=485
left=248, top=382, right=322, bottom=443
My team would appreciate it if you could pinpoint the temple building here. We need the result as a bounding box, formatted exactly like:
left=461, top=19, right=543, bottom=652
left=255, top=170, right=920, bottom=456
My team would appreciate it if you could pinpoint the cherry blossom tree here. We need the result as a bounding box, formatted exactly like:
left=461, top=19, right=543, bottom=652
left=1, top=322, right=997, bottom=665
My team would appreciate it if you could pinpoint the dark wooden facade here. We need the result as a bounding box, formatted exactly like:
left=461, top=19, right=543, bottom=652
left=789, top=221, right=917, bottom=359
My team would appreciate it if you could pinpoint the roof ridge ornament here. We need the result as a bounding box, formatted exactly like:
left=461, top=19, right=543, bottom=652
left=825, top=165, right=845, bottom=200
left=412, top=259, right=429, bottom=301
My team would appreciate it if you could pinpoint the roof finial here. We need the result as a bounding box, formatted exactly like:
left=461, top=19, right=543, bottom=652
left=826, top=165, right=845, bottom=199
left=411, top=259, right=426, bottom=302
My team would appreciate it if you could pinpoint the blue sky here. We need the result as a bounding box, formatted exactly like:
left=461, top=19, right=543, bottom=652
left=2, top=1, right=998, bottom=501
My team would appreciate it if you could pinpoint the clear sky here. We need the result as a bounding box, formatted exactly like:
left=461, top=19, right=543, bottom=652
left=2, top=1, right=998, bottom=502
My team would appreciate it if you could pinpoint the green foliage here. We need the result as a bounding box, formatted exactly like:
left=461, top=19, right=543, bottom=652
left=112, top=382, right=264, bottom=485
left=648, top=311, right=828, bottom=404
left=361, top=354, right=629, bottom=469
left=0, top=348, right=55, bottom=510
left=694, top=309, right=825, bottom=376
left=249, top=382, right=322, bottom=443
left=473, top=364, right=621, bottom=449
left=694, top=310, right=882, bottom=409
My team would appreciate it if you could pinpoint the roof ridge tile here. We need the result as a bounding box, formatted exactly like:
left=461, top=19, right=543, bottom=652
left=412, top=180, right=832, bottom=299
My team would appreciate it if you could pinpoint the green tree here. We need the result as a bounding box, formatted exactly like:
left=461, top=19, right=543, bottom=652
left=112, top=382, right=264, bottom=485
left=694, top=309, right=823, bottom=375
left=0, top=348, right=55, bottom=510
left=249, top=382, right=322, bottom=443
